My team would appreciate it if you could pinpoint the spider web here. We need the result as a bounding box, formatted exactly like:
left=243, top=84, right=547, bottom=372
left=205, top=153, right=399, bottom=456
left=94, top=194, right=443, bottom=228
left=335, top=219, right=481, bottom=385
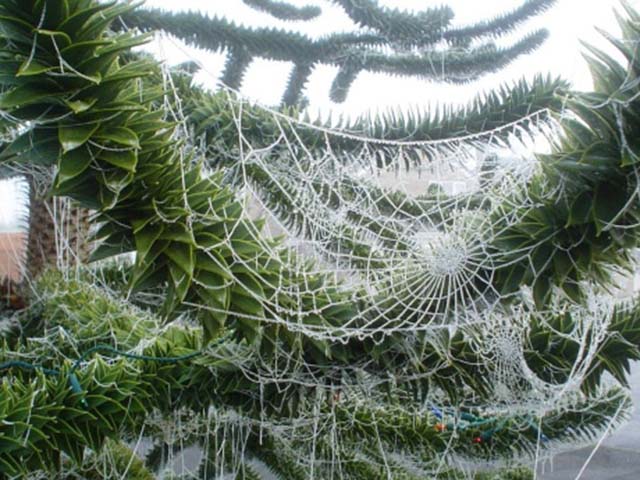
left=79, top=53, right=630, bottom=477
left=3, top=30, right=639, bottom=480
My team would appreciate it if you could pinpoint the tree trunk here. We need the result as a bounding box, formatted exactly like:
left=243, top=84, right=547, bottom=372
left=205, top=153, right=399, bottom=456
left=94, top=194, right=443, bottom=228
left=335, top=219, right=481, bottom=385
left=26, top=181, right=92, bottom=280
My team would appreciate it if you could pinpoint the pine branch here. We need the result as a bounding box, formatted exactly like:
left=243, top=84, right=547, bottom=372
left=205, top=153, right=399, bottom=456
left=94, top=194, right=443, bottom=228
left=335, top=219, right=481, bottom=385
left=0, top=271, right=637, bottom=475
left=78, top=439, right=154, bottom=480
left=118, top=2, right=554, bottom=104
left=526, top=298, right=640, bottom=396
left=243, top=0, right=322, bottom=21
left=337, top=30, right=550, bottom=85
left=282, top=63, right=313, bottom=107
left=180, top=72, right=567, bottom=167
left=221, top=47, right=253, bottom=91
left=330, top=0, right=454, bottom=44
left=443, top=0, right=557, bottom=44
left=250, top=434, right=309, bottom=480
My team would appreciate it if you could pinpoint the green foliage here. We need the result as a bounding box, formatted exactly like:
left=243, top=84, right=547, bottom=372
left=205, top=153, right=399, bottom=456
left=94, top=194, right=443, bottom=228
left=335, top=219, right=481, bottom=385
left=333, top=0, right=555, bottom=45
left=70, top=439, right=154, bottom=480
left=242, top=0, right=322, bottom=21
left=180, top=72, right=567, bottom=167
left=488, top=0, right=640, bottom=304
left=473, top=467, right=533, bottom=480
left=0, top=271, right=636, bottom=477
left=526, top=297, right=640, bottom=395
left=120, top=0, right=556, bottom=105
left=3, top=0, right=640, bottom=478
left=0, top=0, right=361, bottom=357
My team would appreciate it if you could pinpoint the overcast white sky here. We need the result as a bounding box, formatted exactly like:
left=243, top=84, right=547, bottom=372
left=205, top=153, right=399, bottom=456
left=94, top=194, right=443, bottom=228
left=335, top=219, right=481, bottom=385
left=143, top=0, right=629, bottom=116
left=0, top=0, right=637, bottom=228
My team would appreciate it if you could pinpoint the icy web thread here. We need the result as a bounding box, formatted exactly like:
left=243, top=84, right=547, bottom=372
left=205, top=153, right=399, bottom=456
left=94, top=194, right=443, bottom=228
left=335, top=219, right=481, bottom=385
left=9, top=37, right=640, bottom=480
left=70, top=52, right=632, bottom=477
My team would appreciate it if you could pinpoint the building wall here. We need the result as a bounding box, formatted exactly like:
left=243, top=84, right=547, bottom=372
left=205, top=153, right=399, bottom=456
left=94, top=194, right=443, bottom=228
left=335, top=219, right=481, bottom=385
left=0, top=232, right=25, bottom=282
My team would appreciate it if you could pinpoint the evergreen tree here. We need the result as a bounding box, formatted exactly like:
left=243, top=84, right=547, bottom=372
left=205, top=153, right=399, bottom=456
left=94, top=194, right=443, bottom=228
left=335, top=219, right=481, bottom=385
left=1, top=1, right=640, bottom=479
left=121, top=0, right=557, bottom=105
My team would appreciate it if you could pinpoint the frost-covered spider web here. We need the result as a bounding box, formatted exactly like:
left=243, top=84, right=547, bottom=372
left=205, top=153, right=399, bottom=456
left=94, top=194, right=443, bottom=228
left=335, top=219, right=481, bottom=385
left=123, top=61, right=634, bottom=476
left=89, top=53, right=632, bottom=476
left=4, top=33, right=638, bottom=480
left=216, top=86, right=601, bottom=360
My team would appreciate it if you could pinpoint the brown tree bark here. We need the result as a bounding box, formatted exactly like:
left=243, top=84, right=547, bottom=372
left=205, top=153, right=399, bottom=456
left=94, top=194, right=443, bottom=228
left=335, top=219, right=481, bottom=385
left=1, top=177, right=91, bottom=310
left=25, top=179, right=92, bottom=280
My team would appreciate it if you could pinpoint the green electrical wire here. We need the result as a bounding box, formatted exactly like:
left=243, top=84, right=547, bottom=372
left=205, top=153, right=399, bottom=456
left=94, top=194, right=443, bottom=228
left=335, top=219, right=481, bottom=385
left=0, top=333, right=231, bottom=407
left=71, top=344, right=204, bottom=371
left=0, top=360, right=60, bottom=377
left=3, top=334, right=547, bottom=442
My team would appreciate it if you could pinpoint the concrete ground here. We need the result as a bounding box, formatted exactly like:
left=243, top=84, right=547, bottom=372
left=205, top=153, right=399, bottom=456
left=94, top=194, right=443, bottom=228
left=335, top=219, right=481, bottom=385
left=537, top=363, right=640, bottom=479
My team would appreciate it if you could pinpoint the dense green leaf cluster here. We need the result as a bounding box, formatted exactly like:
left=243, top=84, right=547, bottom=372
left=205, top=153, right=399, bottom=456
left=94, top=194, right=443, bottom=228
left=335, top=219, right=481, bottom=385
left=0, top=272, right=634, bottom=477
left=3, top=0, right=640, bottom=477
left=0, top=0, right=362, bottom=360
left=487, top=1, right=640, bottom=307
left=179, top=71, right=567, bottom=168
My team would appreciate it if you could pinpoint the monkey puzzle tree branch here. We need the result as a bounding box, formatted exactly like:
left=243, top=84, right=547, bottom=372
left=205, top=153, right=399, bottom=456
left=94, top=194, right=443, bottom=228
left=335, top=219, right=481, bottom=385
left=118, top=3, right=555, bottom=105
left=243, top=0, right=322, bottom=21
